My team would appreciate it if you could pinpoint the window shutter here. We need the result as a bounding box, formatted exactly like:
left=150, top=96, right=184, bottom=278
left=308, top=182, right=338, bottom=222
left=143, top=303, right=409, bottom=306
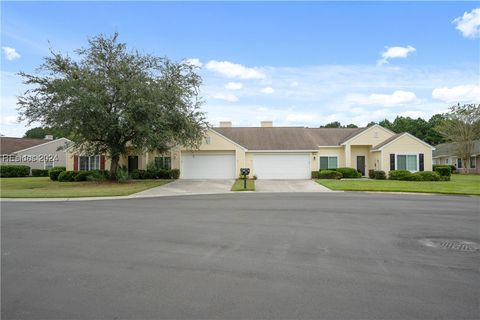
left=73, top=155, right=79, bottom=172
left=419, top=153, right=424, bottom=171
left=390, top=154, right=395, bottom=171
left=100, top=155, right=106, bottom=170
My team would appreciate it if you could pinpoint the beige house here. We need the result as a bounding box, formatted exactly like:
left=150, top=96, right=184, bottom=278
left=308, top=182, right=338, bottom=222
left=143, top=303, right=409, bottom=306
left=433, top=140, right=479, bottom=174
left=66, top=122, right=434, bottom=179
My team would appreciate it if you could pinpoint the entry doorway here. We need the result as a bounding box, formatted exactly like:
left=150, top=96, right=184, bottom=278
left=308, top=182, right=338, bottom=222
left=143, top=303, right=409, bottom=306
left=356, top=156, right=366, bottom=176
left=128, top=156, right=139, bottom=172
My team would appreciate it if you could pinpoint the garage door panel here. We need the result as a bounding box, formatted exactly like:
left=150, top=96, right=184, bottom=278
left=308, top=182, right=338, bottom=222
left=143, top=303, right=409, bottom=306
left=181, top=152, right=236, bottom=179
left=253, top=153, right=310, bottom=179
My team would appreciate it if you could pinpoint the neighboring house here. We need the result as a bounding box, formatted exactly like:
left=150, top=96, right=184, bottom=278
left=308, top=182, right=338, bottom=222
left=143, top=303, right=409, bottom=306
left=66, top=122, right=434, bottom=180
left=433, top=140, right=479, bottom=174
left=0, top=136, right=72, bottom=171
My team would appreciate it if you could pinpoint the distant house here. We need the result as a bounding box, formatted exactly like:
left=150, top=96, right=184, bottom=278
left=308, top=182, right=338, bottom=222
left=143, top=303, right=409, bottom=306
left=0, top=136, right=72, bottom=171
left=433, top=140, right=480, bottom=174
left=66, top=122, right=435, bottom=179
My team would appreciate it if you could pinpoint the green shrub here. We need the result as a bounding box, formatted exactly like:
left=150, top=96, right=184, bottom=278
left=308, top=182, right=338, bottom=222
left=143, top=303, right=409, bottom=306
left=373, top=170, right=387, bottom=180
left=368, top=169, right=375, bottom=179
left=48, top=167, right=66, bottom=181
left=86, top=170, right=108, bottom=182
left=169, top=169, right=180, bottom=179
left=115, top=166, right=129, bottom=183
left=0, top=165, right=31, bottom=177
left=433, top=164, right=456, bottom=174
left=434, top=166, right=451, bottom=180
left=311, top=171, right=320, bottom=179
left=414, top=171, right=441, bottom=181
left=388, top=170, right=414, bottom=180
left=318, top=169, right=343, bottom=179
left=31, top=169, right=49, bottom=177
left=74, top=170, right=93, bottom=181
left=58, top=171, right=76, bottom=182
left=335, top=167, right=362, bottom=178
left=130, top=169, right=146, bottom=179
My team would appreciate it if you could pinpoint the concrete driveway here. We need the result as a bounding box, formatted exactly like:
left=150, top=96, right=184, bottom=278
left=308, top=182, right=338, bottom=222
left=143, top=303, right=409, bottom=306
left=255, top=179, right=332, bottom=192
left=2, top=193, right=479, bottom=319
left=133, top=179, right=234, bottom=197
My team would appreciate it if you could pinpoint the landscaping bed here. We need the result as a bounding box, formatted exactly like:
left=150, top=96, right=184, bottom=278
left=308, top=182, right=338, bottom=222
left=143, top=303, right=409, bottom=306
left=317, top=174, right=480, bottom=195
left=231, top=179, right=255, bottom=191
left=0, top=177, right=171, bottom=198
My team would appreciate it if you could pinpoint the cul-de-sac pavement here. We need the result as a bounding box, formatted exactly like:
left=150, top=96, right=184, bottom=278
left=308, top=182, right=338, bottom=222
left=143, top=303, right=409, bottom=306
left=2, top=192, right=479, bottom=319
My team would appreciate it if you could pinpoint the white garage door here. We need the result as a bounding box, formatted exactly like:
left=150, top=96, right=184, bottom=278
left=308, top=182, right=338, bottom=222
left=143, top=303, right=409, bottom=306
left=181, top=152, right=236, bottom=179
left=253, top=153, right=311, bottom=179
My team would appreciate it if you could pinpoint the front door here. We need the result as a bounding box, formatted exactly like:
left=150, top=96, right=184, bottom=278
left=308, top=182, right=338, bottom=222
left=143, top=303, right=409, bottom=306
left=356, top=156, right=366, bottom=176
left=128, top=156, right=139, bottom=172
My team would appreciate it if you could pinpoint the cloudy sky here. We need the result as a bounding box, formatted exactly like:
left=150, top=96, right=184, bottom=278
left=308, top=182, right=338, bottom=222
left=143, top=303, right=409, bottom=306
left=1, top=2, right=479, bottom=136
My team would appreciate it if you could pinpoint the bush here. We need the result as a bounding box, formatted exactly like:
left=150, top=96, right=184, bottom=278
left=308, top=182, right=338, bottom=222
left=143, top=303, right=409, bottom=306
left=74, top=170, right=93, bottom=181
left=335, top=167, right=362, bottom=178
left=414, top=171, right=441, bottom=181
left=130, top=169, right=146, bottom=179
left=48, top=166, right=66, bottom=181
left=388, top=170, right=414, bottom=180
left=368, top=169, right=375, bottom=179
left=433, top=164, right=456, bottom=174
left=311, top=171, right=320, bottom=179
left=86, top=170, right=109, bottom=182
left=0, top=165, right=31, bottom=177
left=115, top=166, right=129, bottom=183
left=169, top=169, right=180, bottom=179
left=31, top=169, right=49, bottom=177
left=434, top=166, right=451, bottom=180
left=58, top=171, right=76, bottom=182
left=373, top=170, right=387, bottom=180
left=318, top=170, right=342, bottom=179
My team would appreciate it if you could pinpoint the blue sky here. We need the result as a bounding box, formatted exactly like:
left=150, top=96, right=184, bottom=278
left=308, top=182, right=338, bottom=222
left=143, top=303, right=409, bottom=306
left=1, top=1, right=479, bottom=136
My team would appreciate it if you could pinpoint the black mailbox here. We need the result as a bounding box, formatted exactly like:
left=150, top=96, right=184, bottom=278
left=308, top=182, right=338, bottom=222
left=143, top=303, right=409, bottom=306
left=240, top=168, right=250, bottom=176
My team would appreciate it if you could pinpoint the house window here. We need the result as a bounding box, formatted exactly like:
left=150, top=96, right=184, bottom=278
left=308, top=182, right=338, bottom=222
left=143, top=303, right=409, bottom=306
left=470, top=157, right=476, bottom=169
left=319, top=156, right=338, bottom=170
left=396, top=154, right=418, bottom=171
left=457, top=158, right=462, bottom=169
left=155, top=156, right=171, bottom=170
left=445, top=158, right=449, bottom=164
left=79, top=155, right=100, bottom=170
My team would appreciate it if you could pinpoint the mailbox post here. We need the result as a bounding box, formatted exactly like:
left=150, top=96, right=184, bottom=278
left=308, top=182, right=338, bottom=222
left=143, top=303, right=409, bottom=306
left=240, top=168, right=250, bottom=189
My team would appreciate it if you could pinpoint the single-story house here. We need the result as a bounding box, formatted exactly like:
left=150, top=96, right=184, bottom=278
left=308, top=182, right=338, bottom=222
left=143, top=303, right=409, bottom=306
left=66, top=122, right=434, bottom=179
left=433, top=140, right=479, bottom=174
left=0, top=136, right=72, bottom=170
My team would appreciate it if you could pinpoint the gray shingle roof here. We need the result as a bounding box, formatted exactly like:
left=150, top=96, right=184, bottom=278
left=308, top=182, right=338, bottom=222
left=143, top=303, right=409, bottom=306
left=0, top=137, right=50, bottom=155
left=212, top=127, right=365, bottom=150
left=433, top=140, right=480, bottom=157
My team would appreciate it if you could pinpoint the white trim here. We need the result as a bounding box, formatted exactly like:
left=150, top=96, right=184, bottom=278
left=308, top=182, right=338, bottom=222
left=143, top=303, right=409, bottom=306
left=395, top=153, right=420, bottom=172
left=340, top=124, right=396, bottom=146
left=319, top=155, right=339, bottom=170
left=371, top=132, right=435, bottom=151
left=249, top=150, right=318, bottom=153
left=12, top=137, right=72, bottom=154
left=318, top=145, right=343, bottom=148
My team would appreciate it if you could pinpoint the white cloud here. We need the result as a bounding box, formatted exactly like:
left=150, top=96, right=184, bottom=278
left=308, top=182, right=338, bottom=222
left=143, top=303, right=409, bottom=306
left=350, top=90, right=417, bottom=106
left=0, top=115, right=18, bottom=125
left=399, top=110, right=427, bottom=119
left=224, top=82, right=243, bottom=90
left=185, top=58, right=202, bottom=67
left=453, top=8, right=480, bottom=38
left=212, top=93, right=239, bottom=102
left=1, top=47, right=20, bottom=60
left=377, top=45, right=416, bottom=66
left=290, top=81, right=299, bottom=87
left=432, top=84, right=480, bottom=103
left=205, top=60, right=265, bottom=79
left=260, top=86, right=275, bottom=94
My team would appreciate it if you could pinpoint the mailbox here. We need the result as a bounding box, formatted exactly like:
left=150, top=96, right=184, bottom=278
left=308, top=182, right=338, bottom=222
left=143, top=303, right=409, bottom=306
left=240, top=168, right=250, bottom=176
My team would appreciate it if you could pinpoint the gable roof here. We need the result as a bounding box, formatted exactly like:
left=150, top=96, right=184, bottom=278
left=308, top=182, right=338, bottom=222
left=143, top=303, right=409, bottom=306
left=339, top=124, right=395, bottom=145
left=212, top=127, right=364, bottom=150
left=433, top=140, right=480, bottom=157
left=0, top=137, right=51, bottom=155
left=372, top=132, right=435, bottom=151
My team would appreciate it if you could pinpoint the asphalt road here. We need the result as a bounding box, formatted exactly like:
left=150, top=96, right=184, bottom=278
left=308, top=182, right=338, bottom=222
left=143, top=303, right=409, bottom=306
left=2, top=193, right=479, bottom=319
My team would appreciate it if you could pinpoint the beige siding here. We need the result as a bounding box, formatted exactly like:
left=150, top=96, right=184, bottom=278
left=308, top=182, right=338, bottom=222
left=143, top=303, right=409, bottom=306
left=370, top=151, right=382, bottom=171
left=346, top=125, right=394, bottom=146
left=381, top=135, right=433, bottom=172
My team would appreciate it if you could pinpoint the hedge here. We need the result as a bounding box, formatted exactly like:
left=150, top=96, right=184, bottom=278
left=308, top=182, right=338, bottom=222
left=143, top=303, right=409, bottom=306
left=32, top=169, right=49, bottom=177
left=335, top=167, right=362, bottom=178
left=311, top=171, right=320, bottom=179
left=57, top=171, right=76, bottom=182
left=0, top=165, right=31, bottom=177
left=368, top=169, right=375, bottom=179
left=318, top=170, right=342, bottom=179
left=388, top=170, right=441, bottom=181
left=433, top=164, right=456, bottom=174
left=433, top=166, right=451, bottom=180
left=373, top=170, right=387, bottom=180
left=48, top=167, right=66, bottom=181
left=131, top=169, right=180, bottom=180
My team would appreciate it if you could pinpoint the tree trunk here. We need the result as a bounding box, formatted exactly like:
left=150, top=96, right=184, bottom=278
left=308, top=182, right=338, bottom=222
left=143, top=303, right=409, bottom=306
left=110, top=154, right=120, bottom=179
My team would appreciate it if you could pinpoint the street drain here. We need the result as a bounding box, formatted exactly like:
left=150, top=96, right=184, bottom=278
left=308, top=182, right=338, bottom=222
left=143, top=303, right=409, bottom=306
left=419, top=239, right=480, bottom=252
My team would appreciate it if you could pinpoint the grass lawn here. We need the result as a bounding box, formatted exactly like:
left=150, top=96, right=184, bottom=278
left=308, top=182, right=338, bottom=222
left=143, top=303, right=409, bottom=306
left=231, top=179, right=255, bottom=191
left=0, top=177, right=172, bottom=198
left=317, top=174, right=480, bottom=196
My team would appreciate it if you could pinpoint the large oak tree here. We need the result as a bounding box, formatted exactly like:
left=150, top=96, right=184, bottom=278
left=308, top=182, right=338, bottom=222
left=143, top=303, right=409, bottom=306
left=18, top=33, right=207, bottom=175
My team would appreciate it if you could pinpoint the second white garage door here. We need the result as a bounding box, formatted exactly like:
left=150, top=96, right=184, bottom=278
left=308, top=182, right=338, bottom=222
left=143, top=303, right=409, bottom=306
left=181, top=152, right=236, bottom=179
left=253, top=153, right=311, bottom=179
